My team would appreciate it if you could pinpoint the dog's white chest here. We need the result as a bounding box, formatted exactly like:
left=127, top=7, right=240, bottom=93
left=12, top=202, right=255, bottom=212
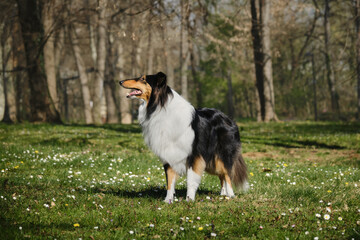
left=138, top=92, right=195, bottom=175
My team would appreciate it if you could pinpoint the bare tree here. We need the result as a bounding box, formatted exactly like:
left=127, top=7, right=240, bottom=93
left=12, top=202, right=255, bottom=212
left=324, top=0, right=340, bottom=115
left=147, top=6, right=154, bottom=74
left=17, top=0, right=60, bottom=122
left=69, top=23, right=94, bottom=124
left=2, top=23, right=17, bottom=123
left=92, top=0, right=108, bottom=124
left=42, top=0, right=59, bottom=112
left=116, top=39, right=132, bottom=124
left=161, top=17, right=175, bottom=88
left=356, top=0, right=360, bottom=120
left=261, top=0, right=278, bottom=122
left=104, top=32, right=119, bottom=123
left=250, top=0, right=278, bottom=122
left=180, top=0, right=189, bottom=100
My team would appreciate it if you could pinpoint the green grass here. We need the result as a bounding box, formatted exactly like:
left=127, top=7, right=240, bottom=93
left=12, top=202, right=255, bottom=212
left=0, top=121, right=359, bottom=239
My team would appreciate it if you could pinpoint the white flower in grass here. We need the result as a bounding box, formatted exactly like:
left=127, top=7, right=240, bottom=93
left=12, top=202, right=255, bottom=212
left=315, top=213, right=321, bottom=218
left=129, top=230, right=134, bottom=234
left=324, top=214, right=330, bottom=220
left=211, top=233, right=217, bottom=237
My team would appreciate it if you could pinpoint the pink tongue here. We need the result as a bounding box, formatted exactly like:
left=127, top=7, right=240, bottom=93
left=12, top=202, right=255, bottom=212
left=127, top=90, right=142, bottom=97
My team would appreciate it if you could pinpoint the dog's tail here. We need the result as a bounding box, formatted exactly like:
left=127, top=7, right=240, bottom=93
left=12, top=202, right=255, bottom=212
left=231, top=148, right=249, bottom=191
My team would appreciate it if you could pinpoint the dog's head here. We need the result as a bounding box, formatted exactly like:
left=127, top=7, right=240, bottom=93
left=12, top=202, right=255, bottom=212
left=119, top=72, right=171, bottom=107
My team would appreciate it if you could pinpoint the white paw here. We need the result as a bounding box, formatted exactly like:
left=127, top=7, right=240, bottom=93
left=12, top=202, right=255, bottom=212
left=227, top=193, right=235, bottom=198
left=164, top=197, right=173, bottom=204
left=186, top=196, right=195, bottom=202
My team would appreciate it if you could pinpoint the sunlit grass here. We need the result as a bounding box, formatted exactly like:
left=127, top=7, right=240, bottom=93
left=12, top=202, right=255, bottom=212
left=0, top=122, right=359, bottom=239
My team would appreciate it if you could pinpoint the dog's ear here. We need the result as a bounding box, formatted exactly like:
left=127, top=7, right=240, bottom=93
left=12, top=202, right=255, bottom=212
left=156, top=72, right=167, bottom=86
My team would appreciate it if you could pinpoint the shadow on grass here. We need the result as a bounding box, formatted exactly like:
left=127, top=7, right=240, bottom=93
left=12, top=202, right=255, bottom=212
left=0, top=217, right=72, bottom=239
left=65, top=123, right=142, bottom=134
left=243, top=136, right=346, bottom=150
left=91, top=187, right=213, bottom=200
left=292, top=122, right=360, bottom=135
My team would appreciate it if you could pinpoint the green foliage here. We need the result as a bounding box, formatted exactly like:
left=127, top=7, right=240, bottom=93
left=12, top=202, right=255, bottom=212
left=0, top=122, right=359, bottom=239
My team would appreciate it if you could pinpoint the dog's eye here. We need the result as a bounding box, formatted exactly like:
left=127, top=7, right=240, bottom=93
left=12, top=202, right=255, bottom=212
left=139, top=75, right=146, bottom=82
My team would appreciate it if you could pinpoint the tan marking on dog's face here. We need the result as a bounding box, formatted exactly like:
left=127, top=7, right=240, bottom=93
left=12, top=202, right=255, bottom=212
left=120, top=75, right=152, bottom=102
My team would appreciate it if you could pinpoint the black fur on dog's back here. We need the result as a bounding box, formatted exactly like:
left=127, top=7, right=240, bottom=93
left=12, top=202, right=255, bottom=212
left=188, top=108, right=247, bottom=188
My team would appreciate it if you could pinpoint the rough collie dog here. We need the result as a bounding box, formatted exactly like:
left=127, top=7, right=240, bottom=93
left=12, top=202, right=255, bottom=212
left=119, top=72, right=248, bottom=202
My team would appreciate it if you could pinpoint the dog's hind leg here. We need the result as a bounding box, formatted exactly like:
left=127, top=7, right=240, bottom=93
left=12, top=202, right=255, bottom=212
left=186, top=156, right=206, bottom=201
left=215, top=158, right=235, bottom=198
left=164, top=164, right=178, bottom=203
left=219, top=175, right=226, bottom=196
left=223, top=174, right=235, bottom=197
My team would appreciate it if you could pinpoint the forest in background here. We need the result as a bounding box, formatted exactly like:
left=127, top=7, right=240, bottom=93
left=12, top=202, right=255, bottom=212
left=0, top=0, right=360, bottom=124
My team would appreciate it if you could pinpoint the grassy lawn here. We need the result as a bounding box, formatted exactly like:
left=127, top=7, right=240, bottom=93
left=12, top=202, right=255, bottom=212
left=0, top=121, right=359, bottom=239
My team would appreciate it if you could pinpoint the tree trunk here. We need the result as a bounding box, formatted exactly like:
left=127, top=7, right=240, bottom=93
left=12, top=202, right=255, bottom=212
left=356, top=0, right=360, bottom=120
left=42, top=0, right=59, bottom=112
left=162, top=20, right=175, bottom=88
left=261, top=0, right=278, bottom=122
left=86, top=0, right=98, bottom=67
left=13, top=17, right=31, bottom=121
left=147, top=9, right=154, bottom=74
left=250, top=0, right=277, bottom=122
left=226, top=70, right=235, bottom=119
left=250, top=0, right=265, bottom=121
left=2, top=30, right=17, bottom=123
left=324, top=0, right=340, bottom=115
left=116, top=39, right=132, bottom=124
left=180, top=0, right=189, bottom=100
left=17, top=0, right=60, bottom=122
left=92, top=0, right=107, bottom=124
left=69, top=24, right=93, bottom=124
left=311, top=53, right=318, bottom=121
left=190, top=43, right=202, bottom=108
left=104, top=81, right=118, bottom=123
left=104, top=34, right=118, bottom=123
left=0, top=40, right=3, bottom=121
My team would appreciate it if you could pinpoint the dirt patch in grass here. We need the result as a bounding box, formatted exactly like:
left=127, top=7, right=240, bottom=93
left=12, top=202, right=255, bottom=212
left=243, top=148, right=359, bottom=168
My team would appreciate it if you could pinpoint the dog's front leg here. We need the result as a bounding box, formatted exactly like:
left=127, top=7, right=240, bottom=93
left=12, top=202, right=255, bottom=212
left=164, top=164, right=178, bottom=203
left=186, top=157, right=206, bottom=201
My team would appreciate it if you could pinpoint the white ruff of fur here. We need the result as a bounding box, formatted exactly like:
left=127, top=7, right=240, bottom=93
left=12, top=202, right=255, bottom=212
left=138, top=89, right=195, bottom=176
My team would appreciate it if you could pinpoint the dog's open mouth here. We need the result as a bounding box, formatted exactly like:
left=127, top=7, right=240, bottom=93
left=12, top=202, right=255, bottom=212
left=127, top=89, right=143, bottom=98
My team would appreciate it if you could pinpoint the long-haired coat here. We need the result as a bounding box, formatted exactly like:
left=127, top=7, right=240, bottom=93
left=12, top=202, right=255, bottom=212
left=120, top=72, right=248, bottom=202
